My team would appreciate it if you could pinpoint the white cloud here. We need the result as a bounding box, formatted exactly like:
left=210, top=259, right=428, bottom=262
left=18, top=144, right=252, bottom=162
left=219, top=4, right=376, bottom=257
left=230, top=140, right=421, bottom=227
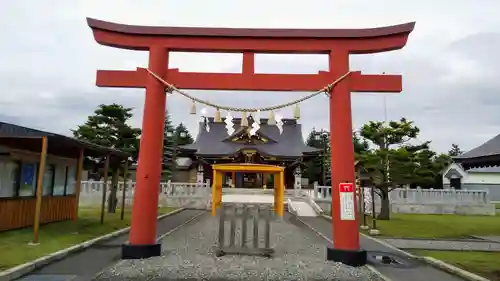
left=0, top=0, right=499, bottom=154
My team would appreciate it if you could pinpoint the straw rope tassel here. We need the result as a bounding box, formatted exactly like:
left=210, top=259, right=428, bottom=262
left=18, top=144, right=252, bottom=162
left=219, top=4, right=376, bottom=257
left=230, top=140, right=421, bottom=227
left=241, top=112, right=248, bottom=127
left=215, top=108, right=222, bottom=122
left=294, top=104, right=300, bottom=120
left=268, top=111, right=276, bottom=125
left=190, top=100, right=197, bottom=115
left=145, top=68, right=352, bottom=113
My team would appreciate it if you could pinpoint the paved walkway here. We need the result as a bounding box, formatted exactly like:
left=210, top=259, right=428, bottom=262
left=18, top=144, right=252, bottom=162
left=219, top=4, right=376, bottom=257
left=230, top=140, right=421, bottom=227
left=222, top=194, right=274, bottom=203
left=223, top=194, right=319, bottom=216
left=381, top=237, right=500, bottom=252
left=18, top=210, right=204, bottom=281
left=288, top=201, right=317, bottom=216
left=473, top=235, right=500, bottom=243
left=298, top=216, right=465, bottom=281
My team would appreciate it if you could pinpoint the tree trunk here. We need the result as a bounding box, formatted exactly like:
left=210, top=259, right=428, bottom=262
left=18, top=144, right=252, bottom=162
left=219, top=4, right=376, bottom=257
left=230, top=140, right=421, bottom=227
left=377, top=187, right=391, bottom=220
left=107, top=167, right=119, bottom=213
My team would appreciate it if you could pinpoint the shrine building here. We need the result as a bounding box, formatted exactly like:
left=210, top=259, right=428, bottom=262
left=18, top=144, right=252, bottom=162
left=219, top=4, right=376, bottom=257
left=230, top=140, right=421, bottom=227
left=176, top=117, right=322, bottom=189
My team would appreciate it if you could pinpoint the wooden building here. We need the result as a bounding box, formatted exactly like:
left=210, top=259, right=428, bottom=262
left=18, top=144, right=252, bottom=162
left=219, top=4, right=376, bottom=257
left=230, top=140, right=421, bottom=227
left=0, top=122, right=130, bottom=233
left=177, top=117, right=321, bottom=189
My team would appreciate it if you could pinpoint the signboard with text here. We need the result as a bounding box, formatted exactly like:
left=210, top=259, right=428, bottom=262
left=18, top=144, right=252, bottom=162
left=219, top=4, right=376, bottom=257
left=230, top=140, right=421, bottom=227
left=339, top=182, right=355, bottom=221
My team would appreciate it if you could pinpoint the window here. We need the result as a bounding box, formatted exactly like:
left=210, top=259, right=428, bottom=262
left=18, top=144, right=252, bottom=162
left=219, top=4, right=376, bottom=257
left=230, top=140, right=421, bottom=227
left=53, top=166, right=67, bottom=196
left=65, top=166, right=77, bottom=195
left=0, top=159, right=20, bottom=198
left=18, top=163, right=37, bottom=197
left=42, top=164, right=55, bottom=196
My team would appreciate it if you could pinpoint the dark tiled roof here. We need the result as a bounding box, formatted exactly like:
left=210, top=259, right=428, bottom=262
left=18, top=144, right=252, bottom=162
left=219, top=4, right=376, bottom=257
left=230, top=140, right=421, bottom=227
left=179, top=118, right=322, bottom=158
left=0, top=121, right=131, bottom=159
left=454, top=134, right=500, bottom=168
left=455, top=134, right=500, bottom=159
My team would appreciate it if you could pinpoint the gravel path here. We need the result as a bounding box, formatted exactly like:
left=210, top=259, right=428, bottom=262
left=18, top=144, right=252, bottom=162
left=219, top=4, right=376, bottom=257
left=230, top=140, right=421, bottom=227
left=381, top=238, right=500, bottom=252
left=94, top=212, right=383, bottom=281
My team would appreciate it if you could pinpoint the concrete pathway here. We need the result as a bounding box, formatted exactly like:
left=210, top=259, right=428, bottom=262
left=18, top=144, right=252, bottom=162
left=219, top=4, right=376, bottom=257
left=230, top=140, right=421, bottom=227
left=223, top=193, right=319, bottom=216
left=298, top=216, right=464, bottom=281
left=381, top=237, right=500, bottom=252
left=288, top=201, right=318, bottom=216
left=473, top=235, right=500, bottom=243
left=222, top=194, right=274, bottom=203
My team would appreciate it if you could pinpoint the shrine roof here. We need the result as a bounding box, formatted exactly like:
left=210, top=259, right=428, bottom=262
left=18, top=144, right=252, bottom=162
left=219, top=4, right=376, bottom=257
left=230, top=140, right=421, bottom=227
left=454, top=133, right=500, bottom=169
left=87, top=18, right=415, bottom=39
left=178, top=118, right=322, bottom=158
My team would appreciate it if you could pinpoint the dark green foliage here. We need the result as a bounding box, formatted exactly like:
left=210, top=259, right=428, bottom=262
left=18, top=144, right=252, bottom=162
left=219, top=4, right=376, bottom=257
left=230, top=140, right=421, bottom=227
left=72, top=103, right=141, bottom=167
left=448, top=144, right=463, bottom=157
left=162, top=112, right=176, bottom=180
left=174, top=123, right=194, bottom=146
left=72, top=103, right=141, bottom=213
left=304, top=129, right=328, bottom=185
left=357, top=118, right=452, bottom=220
left=304, top=130, right=369, bottom=186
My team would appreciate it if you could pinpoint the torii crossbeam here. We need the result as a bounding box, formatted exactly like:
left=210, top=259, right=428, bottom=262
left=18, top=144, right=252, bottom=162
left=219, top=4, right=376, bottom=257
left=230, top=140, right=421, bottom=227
left=87, top=17, right=415, bottom=266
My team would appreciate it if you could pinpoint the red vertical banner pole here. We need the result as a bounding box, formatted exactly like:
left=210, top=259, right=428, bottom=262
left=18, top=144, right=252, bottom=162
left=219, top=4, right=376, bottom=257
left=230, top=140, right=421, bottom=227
left=122, top=46, right=168, bottom=259
left=327, top=48, right=367, bottom=266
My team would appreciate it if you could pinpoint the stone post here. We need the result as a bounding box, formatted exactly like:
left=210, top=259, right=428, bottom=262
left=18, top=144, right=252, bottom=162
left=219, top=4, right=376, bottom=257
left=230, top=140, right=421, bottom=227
left=294, top=167, right=302, bottom=197
left=196, top=164, right=204, bottom=186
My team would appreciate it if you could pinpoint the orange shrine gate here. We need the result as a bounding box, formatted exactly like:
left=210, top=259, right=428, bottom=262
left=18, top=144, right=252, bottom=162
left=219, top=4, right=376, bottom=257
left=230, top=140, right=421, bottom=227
left=87, top=18, right=414, bottom=266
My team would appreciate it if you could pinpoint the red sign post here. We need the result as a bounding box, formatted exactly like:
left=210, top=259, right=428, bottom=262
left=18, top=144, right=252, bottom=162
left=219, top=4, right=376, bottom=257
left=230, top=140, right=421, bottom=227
left=339, top=182, right=356, bottom=221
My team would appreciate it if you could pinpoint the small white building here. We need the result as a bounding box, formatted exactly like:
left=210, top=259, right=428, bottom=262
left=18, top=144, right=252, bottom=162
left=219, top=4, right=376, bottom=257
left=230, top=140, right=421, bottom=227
left=442, top=163, right=500, bottom=201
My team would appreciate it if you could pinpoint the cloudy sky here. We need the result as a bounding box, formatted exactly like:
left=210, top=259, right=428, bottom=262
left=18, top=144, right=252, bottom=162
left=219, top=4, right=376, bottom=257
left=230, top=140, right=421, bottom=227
left=1, top=0, right=498, bottom=153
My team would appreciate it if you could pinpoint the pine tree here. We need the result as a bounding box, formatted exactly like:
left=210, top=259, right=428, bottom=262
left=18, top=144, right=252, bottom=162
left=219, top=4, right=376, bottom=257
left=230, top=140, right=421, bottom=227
left=163, top=112, right=176, bottom=180
left=72, top=103, right=141, bottom=213
left=324, top=141, right=331, bottom=186
left=304, top=129, right=329, bottom=185
left=175, top=123, right=194, bottom=145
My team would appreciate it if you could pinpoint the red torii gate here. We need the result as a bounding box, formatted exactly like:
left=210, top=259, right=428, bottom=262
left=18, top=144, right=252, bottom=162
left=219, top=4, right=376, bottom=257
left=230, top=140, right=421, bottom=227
left=87, top=18, right=414, bottom=266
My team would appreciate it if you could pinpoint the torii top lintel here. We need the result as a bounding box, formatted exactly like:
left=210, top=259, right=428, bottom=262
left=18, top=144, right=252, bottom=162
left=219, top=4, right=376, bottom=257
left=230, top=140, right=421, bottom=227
left=87, top=18, right=415, bottom=92
left=87, top=18, right=414, bottom=54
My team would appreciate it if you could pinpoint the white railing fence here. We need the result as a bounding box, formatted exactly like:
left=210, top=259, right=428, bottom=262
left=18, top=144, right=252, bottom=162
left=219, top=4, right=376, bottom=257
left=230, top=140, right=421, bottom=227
left=79, top=180, right=211, bottom=207
left=78, top=179, right=491, bottom=214
left=310, top=182, right=490, bottom=205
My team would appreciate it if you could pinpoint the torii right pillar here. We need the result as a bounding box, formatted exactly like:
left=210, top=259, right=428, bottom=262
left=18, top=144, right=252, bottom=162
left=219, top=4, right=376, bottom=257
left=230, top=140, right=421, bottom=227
left=327, top=35, right=414, bottom=265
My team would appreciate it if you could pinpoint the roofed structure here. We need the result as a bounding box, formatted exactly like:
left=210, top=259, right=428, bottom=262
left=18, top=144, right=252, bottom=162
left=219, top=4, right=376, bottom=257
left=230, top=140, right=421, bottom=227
left=454, top=133, right=500, bottom=169
left=175, top=117, right=322, bottom=188
left=0, top=121, right=131, bottom=160
left=178, top=117, right=321, bottom=160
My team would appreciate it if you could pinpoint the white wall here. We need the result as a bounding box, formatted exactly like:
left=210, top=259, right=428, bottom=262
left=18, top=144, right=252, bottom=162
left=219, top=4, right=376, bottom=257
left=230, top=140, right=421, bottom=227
left=466, top=172, right=500, bottom=185
left=442, top=163, right=500, bottom=201
left=442, top=163, right=500, bottom=185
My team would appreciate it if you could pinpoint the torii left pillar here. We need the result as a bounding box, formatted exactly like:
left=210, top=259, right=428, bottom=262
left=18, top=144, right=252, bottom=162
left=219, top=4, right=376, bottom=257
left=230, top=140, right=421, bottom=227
left=121, top=47, right=168, bottom=258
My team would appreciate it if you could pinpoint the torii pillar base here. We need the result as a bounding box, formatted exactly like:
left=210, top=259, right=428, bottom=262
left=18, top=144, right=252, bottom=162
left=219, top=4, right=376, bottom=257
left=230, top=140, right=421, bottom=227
left=326, top=247, right=367, bottom=267
left=122, top=243, right=161, bottom=259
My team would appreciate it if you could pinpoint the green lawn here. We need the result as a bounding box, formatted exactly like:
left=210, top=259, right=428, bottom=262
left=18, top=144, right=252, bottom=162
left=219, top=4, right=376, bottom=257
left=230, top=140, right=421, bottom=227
left=410, top=250, right=500, bottom=281
left=495, top=203, right=500, bottom=209
left=0, top=207, right=176, bottom=271
left=360, top=213, right=500, bottom=238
